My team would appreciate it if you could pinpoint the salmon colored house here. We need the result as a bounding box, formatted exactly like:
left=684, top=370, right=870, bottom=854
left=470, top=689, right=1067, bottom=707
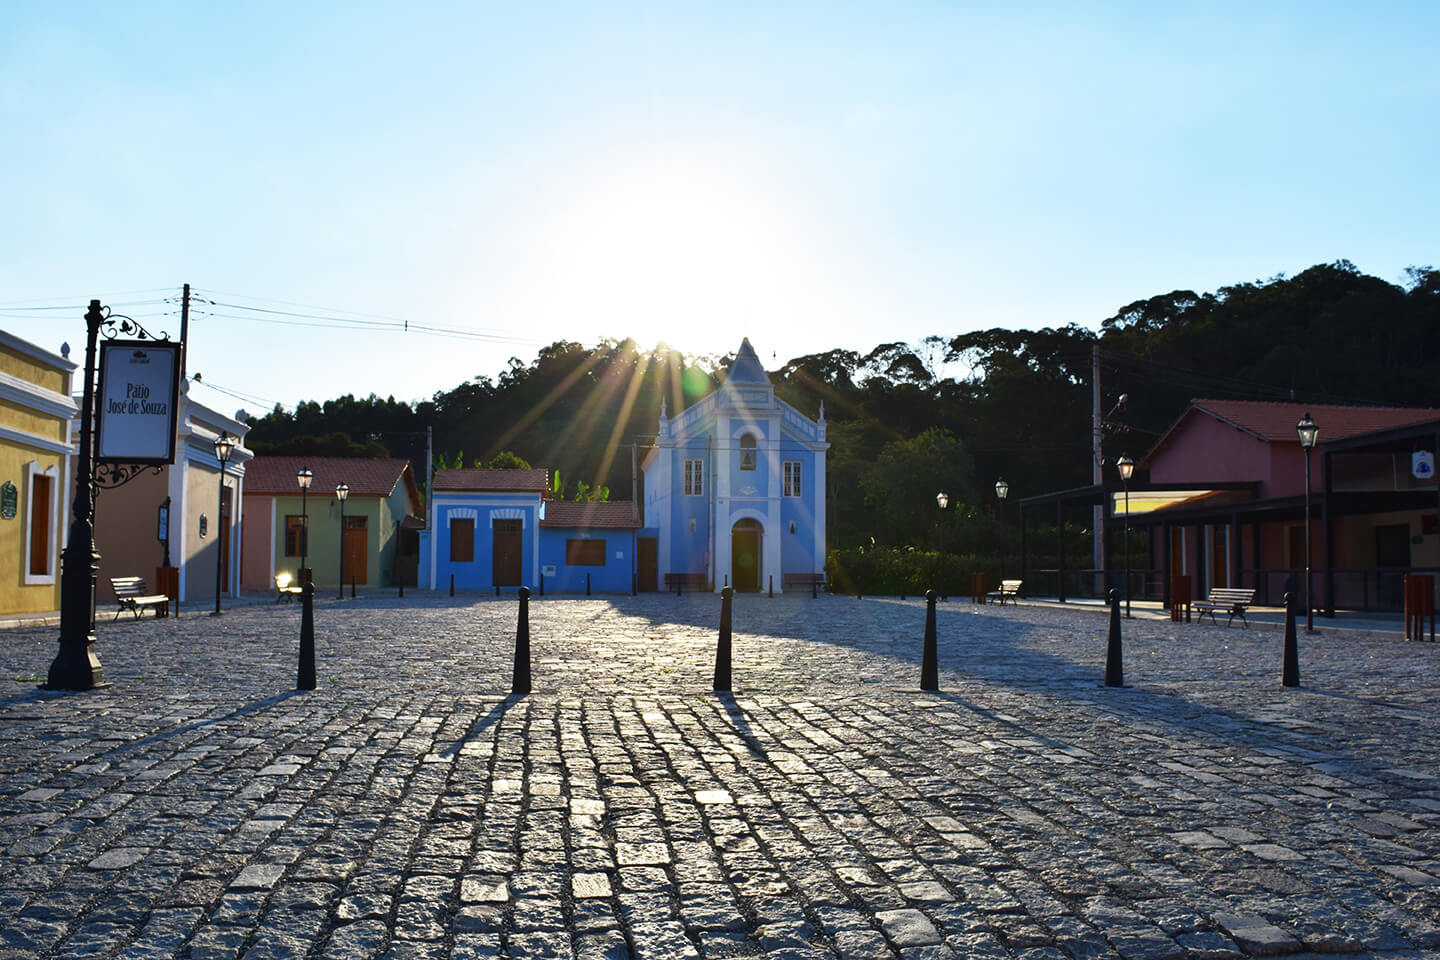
left=242, top=457, right=424, bottom=593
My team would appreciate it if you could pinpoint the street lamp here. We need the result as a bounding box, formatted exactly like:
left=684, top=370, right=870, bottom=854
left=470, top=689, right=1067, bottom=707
left=212, top=435, right=235, bottom=615
left=995, top=478, right=1009, bottom=578
left=1117, top=456, right=1134, bottom=619
left=297, top=466, right=313, bottom=582
left=935, top=491, right=949, bottom=510
left=335, top=482, right=349, bottom=599
left=1296, top=412, right=1319, bottom=633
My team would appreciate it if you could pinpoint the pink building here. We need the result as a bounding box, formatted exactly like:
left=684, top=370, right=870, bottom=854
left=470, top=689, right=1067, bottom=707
left=1021, top=399, right=1440, bottom=613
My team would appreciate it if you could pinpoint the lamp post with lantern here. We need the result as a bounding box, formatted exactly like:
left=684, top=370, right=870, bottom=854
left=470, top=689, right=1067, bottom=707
left=335, top=482, right=349, bottom=598
left=995, top=478, right=1009, bottom=579
left=297, top=467, right=313, bottom=583
left=212, top=435, right=235, bottom=615
left=1116, top=456, right=1134, bottom=618
left=1296, top=412, right=1319, bottom=633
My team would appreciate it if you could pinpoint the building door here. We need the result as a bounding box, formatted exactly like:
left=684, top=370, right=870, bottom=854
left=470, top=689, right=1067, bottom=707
left=637, top=537, right=658, bottom=592
left=1375, top=522, right=1410, bottom=609
left=1209, top=524, right=1228, bottom=589
left=493, top=519, right=523, bottom=586
left=343, top=516, right=368, bottom=586
left=731, top=519, right=761, bottom=592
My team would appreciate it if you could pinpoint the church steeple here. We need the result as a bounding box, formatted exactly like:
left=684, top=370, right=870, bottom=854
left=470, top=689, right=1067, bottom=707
left=726, top=338, right=771, bottom=385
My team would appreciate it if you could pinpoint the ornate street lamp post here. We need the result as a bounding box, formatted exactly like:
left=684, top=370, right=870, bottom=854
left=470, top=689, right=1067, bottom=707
left=1117, top=456, right=1134, bottom=619
left=1296, top=412, right=1319, bottom=633
left=297, top=467, right=313, bottom=582
left=335, top=482, right=349, bottom=599
left=212, top=435, right=235, bottom=615
left=995, top=478, right=1009, bottom=578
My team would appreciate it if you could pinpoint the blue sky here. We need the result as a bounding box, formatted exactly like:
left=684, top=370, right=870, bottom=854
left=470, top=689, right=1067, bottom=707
left=2, top=2, right=1436, bottom=416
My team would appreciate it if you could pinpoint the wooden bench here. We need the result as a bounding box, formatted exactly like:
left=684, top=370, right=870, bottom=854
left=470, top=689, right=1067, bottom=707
left=110, top=577, right=170, bottom=620
left=664, top=573, right=707, bottom=595
left=986, top=579, right=1023, bottom=605
left=275, top=573, right=304, bottom=602
left=1193, top=587, right=1255, bottom=627
left=783, top=573, right=825, bottom=597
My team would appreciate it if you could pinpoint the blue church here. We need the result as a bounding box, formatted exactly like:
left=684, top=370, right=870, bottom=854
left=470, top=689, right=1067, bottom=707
left=639, top=338, right=828, bottom=593
left=422, top=340, right=828, bottom=594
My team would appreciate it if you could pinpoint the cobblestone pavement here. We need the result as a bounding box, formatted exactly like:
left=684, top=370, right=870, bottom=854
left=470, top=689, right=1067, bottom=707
left=0, top=592, right=1437, bottom=960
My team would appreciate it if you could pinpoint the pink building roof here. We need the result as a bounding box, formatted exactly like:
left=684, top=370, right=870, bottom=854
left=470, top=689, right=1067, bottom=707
left=432, top=468, right=550, bottom=492
left=540, top=501, right=639, bottom=529
left=1146, top=399, right=1440, bottom=464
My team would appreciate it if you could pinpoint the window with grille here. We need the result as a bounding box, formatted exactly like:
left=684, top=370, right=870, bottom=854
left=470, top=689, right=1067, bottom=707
left=684, top=458, right=704, bottom=496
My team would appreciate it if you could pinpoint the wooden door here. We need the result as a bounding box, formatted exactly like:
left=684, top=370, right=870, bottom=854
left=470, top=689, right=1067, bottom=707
left=343, top=516, right=368, bottom=586
left=1210, top=524, right=1228, bottom=589
left=493, top=519, right=523, bottom=586
left=1376, top=522, right=1410, bottom=609
left=732, top=520, right=761, bottom=592
left=638, top=537, right=658, bottom=592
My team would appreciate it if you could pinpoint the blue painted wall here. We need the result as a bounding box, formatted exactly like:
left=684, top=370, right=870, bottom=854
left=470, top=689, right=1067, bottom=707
left=538, top=528, right=635, bottom=593
left=432, top=493, right=540, bottom=591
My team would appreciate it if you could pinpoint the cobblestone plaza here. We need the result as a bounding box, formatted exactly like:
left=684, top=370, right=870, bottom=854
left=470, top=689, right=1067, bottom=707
left=0, top=594, right=1436, bottom=959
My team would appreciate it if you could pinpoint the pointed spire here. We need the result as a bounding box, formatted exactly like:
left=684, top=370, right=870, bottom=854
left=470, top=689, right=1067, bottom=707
left=818, top=400, right=825, bottom=422
left=726, top=338, right=771, bottom=385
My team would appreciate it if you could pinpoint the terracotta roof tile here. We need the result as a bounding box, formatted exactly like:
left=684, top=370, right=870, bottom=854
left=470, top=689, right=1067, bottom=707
left=245, top=456, right=414, bottom=499
left=432, top=468, right=550, bottom=492
left=540, top=501, right=639, bottom=529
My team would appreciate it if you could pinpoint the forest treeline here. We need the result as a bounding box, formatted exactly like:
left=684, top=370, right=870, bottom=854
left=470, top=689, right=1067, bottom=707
left=247, top=260, right=1440, bottom=552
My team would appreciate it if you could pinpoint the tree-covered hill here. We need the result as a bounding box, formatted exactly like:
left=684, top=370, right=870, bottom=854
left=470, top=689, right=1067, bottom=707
left=246, top=260, right=1439, bottom=551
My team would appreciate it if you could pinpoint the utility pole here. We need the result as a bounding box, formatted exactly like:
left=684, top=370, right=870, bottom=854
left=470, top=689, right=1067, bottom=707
left=1092, top=343, right=1105, bottom=596
left=179, top=283, right=191, bottom=380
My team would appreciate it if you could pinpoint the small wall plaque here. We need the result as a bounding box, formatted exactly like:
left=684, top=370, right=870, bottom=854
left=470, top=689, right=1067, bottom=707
left=0, top=482, right=16, bottom=520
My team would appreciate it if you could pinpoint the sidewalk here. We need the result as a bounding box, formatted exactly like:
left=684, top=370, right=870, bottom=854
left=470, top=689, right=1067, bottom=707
left=0, top=593, right=1436, bottom=959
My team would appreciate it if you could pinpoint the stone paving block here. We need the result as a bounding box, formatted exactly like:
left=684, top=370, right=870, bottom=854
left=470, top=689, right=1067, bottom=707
left=877, top=908, right=942, bottom=948
left=1211, top=914, right=1301, bottom=955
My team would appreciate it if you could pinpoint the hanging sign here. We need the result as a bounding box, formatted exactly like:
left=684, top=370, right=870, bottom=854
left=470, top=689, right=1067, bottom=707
left=96, top=340, right=181, bottom=465
left=1413, top=450, right=1435, bottom=480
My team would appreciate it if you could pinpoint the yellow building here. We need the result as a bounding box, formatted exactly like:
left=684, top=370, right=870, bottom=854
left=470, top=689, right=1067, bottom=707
left=0, top=331, right=77, bottom=617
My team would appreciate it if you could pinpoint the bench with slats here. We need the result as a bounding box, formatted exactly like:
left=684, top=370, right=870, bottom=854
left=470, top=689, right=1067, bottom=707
left=110, top=577, right=170, bottom=620
left=986, top=579, right=1023, bottom=606
left=664, top=573, right=707, bottom=595
left=1193, top=587, right=1255, bottom=627
left=783, top=573, right=825, bottom=597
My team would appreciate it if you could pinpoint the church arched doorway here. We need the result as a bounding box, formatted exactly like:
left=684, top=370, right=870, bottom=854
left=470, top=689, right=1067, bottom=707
left=731, top=518, right=762, bottom=592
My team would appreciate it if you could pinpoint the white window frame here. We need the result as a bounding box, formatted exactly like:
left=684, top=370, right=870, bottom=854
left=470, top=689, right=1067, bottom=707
left=783, top=460, right=802, bottom=497
left=684, top=458, right=704, bottom=496
left=23, top=461, right=60, bottom=585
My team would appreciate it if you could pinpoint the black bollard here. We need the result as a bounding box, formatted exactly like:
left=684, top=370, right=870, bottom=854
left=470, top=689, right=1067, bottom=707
left=512, top=586, right=531, bottom=695
left=1104, top=589, right=1124, bottom=687
left=714, top=587, right=733, bottom=692
left=539, top=572, right=545, bottom=596
left=677, top=577, right=683, bottom=597
left=586, top=573, right=591, bottom=596
left=631, top=572, right=637, bottom=596
left=351, top=576, right=356, bottom=599
left=496, top=583, right=500, bottom=597
left=399, top=578, right=404, bottom=598
left=921, top=589, right=939, bottom=691
left=769, top=575, right=773, bottom=598
left=1282, top=591, right=1300, bottom=687
left=450, top=573, right=454, bottom=597
left=297, top=581, right=316, bottom=691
